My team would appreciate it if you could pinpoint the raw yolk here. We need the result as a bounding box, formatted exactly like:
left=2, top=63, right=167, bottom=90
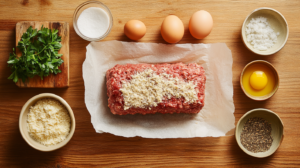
left=242, top=63, right=276, bottom=97
left=249, top=71, right=268, bottom=90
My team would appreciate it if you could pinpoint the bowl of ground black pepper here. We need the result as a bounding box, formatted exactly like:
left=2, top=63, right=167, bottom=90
left=235, top=108, right=284, bottom=158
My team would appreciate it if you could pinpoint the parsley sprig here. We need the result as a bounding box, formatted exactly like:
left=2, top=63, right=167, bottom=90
left=8, top=26, right=64, bottom=83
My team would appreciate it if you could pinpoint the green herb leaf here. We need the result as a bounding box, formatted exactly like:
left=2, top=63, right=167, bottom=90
left=7, top=25, right=64, bottom=83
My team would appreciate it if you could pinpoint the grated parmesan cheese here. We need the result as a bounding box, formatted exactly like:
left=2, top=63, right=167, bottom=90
left=27, top=98, right=71, bottom=146
left=120, top=69, right=198, bottom=110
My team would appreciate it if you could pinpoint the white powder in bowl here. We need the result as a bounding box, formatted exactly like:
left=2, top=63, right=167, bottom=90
left=245, top=17, right=280, bottom=51
left=27, top=98, right=71, bottom=146
left=77, top=7, right=110, bottom=39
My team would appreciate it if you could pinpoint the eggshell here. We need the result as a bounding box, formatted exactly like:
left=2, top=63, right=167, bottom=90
left=189, top=10, right=213, bottom=39
left=124, top=20, right=146, bottom=40
left=161, top=15, right=184, bottom=43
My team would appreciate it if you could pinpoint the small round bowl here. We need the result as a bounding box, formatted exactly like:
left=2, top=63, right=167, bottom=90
left=235, top=108, right=284, bottom=158
left=73, top=1, right=113, bottom=41
left=241, top=7, right=289, bottom=56
left=240, top=60, right=279, bottom=101
left=19, top=93, right=76, bottom=152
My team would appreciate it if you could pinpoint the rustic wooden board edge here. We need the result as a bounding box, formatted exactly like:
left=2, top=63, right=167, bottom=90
left=15, top=21, right=69, bottom=88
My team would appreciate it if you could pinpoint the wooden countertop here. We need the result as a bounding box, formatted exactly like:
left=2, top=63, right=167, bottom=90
left=0, top=0, right=299, bottom=167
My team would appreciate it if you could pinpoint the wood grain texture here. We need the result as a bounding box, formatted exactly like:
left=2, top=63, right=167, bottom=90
left=0, top=0, right=300, bottom=167
left=15, top=21, right=69, bottom=88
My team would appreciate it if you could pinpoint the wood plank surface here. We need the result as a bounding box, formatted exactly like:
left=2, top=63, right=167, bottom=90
left=15, top=21, right=69, bottom=88
left=0, top=0, right=300, bottom=167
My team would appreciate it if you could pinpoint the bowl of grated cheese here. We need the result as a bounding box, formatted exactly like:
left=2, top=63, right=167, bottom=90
left=19, top=93, right=75, bottom=152
left=241, top=7, right=289, bottom=56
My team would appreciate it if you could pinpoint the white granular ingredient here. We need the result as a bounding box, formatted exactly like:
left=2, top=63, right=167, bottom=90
left=27, top=98, right=71, bottom=146
left=120, top=69, right=198, bottom=110
left=77, top=7, right=110, bottom=38
left=245, top=17, right=280, bottom=51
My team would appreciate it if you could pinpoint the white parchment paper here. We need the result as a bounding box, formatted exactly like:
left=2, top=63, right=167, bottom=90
left=83, top=41, right=235, bottom=138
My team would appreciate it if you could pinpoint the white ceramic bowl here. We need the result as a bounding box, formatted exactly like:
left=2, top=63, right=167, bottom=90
left=19, top=93, right=75, bottom=152
left=235, top=108, right=284, bottom=158
left=240, top=60, right=280, bottom=101
left=241, top=7, right=289, bottom=56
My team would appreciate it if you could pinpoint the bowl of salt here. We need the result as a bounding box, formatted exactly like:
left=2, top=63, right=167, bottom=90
left=241, top=7, right=289, bottom=56
left=73, top=1, right=113, bottom=41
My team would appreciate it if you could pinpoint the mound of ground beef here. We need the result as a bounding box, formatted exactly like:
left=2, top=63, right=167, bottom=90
left=106, top=63, right=206, bottom=115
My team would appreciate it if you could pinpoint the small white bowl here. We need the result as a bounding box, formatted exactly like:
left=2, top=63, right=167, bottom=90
left=240, top=60, right=280, bottom=101
left=241, top=7, right=289, bottom=56
left=19, top=93, right=76, bottom=152
left=235, top=108, right=284, bottom=158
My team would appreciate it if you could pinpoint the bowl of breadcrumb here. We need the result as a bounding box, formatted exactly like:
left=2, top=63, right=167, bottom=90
left=19, top=93, right=75, bottom=152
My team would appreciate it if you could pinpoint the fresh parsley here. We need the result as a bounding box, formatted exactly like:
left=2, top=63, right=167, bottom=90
left=8, top=25, right=64, bottom=83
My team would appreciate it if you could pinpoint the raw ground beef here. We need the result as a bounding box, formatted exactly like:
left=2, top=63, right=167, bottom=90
left=106, top=63, right=206, bottom=115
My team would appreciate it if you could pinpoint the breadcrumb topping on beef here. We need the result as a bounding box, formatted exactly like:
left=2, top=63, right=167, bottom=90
left=106, top=63, right=206, bottom=115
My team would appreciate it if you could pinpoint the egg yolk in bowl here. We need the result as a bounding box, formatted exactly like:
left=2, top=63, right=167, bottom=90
left=242, top=63, right=276, bottom=97
left=250, top=71, right=268, bottom=90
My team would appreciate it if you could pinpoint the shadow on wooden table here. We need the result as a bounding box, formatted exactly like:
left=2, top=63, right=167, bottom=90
left=114, top=33, right=129, bottom=42
left=3, top=125, right=64, bottom=167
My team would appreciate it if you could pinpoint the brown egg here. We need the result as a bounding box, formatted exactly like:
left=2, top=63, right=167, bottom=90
left=189, top=10, right=213, bottom=39
left=124, top=20, right=146, bottom=40
left=161, top=15, right=184, bottom=43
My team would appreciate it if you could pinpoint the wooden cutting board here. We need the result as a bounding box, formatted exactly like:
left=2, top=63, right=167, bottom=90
left=15, top=21, right=69, bottom=88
